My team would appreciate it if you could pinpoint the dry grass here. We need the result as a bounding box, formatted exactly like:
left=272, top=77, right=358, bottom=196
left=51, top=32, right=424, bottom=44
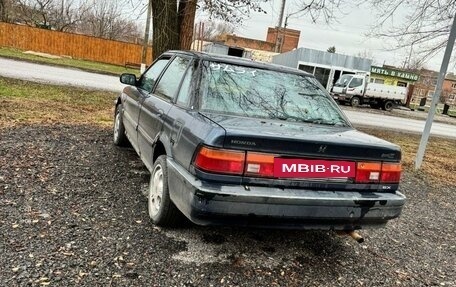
left=0, top=77, right=117, bottom=128
left=1, top=76, right=454, bottom=185
left=361, top=128, right=456, bottom=186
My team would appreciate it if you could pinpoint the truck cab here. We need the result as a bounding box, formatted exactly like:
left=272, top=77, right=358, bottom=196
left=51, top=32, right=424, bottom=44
left=331, top=74, right=366, bottom=106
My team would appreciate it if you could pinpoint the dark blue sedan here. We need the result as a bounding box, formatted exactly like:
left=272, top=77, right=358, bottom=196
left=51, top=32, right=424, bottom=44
left=113, top=50, right=405, bottom=232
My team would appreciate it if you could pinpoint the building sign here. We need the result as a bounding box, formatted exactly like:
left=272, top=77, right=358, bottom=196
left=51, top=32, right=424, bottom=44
left=371, top=66, right=419, bottom=81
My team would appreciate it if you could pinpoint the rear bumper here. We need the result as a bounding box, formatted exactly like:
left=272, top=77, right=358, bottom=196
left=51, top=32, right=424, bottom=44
left=167, top=159, right=406, bottom=230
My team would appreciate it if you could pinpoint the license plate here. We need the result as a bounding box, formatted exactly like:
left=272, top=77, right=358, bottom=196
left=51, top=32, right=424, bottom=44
left=274, top=158, right=356, bottom=178
left=333, top=96, right=339, bottom=99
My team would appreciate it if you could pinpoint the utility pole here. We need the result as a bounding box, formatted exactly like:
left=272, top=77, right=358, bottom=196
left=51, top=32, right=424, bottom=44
left=141, top=0, right=152, bottom=74
left=275, top=0, right=286, bottom=53
left=415, top=12, right=456, bottom=169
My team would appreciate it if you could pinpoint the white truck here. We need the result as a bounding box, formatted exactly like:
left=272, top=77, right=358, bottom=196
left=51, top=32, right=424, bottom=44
left=330, top=74, right=407, bottom=111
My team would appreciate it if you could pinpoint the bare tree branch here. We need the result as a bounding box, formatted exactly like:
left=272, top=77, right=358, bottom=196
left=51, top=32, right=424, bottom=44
left=365, top=0, right=456, bottom=63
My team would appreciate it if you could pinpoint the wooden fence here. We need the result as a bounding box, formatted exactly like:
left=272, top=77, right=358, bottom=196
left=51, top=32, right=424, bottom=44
left=0, top=22, right=152, bottom=66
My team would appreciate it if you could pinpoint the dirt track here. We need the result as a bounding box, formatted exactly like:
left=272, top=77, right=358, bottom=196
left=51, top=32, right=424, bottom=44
left=1, top=124, right=455, bottom=286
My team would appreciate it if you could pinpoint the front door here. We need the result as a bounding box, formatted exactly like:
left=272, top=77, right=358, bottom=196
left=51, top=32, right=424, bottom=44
left=128, top=57, right=171, bottom=155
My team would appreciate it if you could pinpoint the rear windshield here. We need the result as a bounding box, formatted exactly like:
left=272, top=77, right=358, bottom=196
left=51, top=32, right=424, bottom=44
left=199, top=61, right=349, bottom=126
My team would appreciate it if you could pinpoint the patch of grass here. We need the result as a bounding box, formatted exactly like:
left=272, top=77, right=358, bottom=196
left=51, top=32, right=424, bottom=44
left=361, top=128, right=456, bottom=187
left=1, top=76, right=454, bottom=186
left=0, top=77, right=117, bottom=127
left=409, top=102, right=456, bottom=116
left=0, top=47, right=140, bottom=76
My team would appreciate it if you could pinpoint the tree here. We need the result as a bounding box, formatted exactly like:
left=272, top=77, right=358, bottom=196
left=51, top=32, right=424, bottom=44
left=177, top=0, right=197, bottom=52
left=0, top=0, right=17, bottom=22
left=293, top=0, right=345, bottom=24
left=293, top=0, right=456, bottom=64
left=355, top=49, right=374, bottom=60
left=151, top=0, right=266, bottom=60
left=78, top=0, right=141, bottom=41
left=15, top=0, right=85, bottom=31
left=365, top=0, right=456, bottom=62
left=327, top=46, right=336, bottom=53
left=151, top=0, right=179, bottom=59
left=199, top=21, right=235, bottom=41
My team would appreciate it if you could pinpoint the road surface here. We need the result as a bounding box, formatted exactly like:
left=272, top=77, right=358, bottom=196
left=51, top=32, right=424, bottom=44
left=0, top=57, right=124, bottom=91
left=1, top=57, right=455, bottom=139
left=343, top=110, right=456, bottom=139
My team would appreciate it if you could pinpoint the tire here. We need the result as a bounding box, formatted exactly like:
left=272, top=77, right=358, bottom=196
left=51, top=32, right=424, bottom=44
left=350, top=96, right=361, bottom=107
left=113, top=104, right=129, bottom=147
left=383, top=100, right=394, bottom=111
left=148, top=155, right=183, bottom=227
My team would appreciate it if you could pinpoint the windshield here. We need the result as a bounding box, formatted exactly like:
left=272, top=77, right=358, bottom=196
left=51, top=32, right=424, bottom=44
left=334, top=74, right=354, bottom=87
left=199, top=61, right=349, bottom=126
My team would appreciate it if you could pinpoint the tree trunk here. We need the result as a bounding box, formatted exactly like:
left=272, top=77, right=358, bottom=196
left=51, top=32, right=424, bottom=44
left=151, top=0, right=179, bottom=60
left=0, top=0, right=5, bottom=22
left=178, top=0, right=197, bottom=50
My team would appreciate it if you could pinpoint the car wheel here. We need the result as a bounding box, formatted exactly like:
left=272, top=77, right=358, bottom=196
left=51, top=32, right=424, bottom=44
left=113, top=104, right=129, bottom=147
left=148, top=155, right=183, bottom=227
left=350, top=96, right=361, bottom=107
left=383, top=100, right=394, bottom=111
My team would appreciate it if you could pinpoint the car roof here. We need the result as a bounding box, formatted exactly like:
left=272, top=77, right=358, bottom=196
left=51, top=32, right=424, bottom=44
left=163, top=50, right=313, bottom=77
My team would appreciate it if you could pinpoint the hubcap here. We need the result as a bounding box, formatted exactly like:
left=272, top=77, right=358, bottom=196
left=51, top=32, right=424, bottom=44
left=114, top=111, right=120, bottom=141
left=148, top=165, right=164, bottom=218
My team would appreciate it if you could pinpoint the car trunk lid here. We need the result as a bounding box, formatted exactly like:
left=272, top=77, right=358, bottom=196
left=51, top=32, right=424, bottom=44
left=201, top=112, right=400, bottom=162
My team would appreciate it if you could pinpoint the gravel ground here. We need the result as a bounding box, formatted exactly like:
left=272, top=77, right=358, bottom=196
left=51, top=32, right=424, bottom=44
left=1, top=124, right=455, bottom=286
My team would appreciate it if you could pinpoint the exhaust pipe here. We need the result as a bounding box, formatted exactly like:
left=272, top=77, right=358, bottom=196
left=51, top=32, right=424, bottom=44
left=337, top=230, right=364, bottom=243
left=347, top=231, right=364, bottom=243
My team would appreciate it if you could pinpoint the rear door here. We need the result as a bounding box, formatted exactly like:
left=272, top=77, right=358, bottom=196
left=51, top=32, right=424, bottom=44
left=168, top=60, right=199, bottom=169
left=138, top=55, right=192, bottom=170
left=123, top=56, right=170, bottom=152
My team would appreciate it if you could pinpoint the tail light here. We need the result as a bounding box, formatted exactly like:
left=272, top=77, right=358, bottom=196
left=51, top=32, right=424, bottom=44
left=356, top=162, right=401, bottom=184
left=356, top=162, right=381, bottom=183
left=194, top=146, right=245, bottom=175
left=381, top=163, right=402, bottom=183
left=245, top=152, right=275, bottom=177
left=194, top=146, right=401, bottom=184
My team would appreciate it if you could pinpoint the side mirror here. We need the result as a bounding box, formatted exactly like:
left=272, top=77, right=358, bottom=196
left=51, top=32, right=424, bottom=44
left=120, top=73, right=137, bottom=86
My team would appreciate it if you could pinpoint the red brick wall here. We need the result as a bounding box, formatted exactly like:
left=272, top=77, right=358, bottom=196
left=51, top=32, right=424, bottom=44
left=443, top=79, right=456, bottom=105
left=266, top=27, right=300, bottom=52
left=219, top=34, right=275, bottom=52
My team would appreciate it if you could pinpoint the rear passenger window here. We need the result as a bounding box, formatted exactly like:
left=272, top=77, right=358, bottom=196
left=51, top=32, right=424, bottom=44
left=155, top=57, right=191, bottom=100
left=138, top=58, right=169, bottom=93
left=176, top=64, right=194, bottom=107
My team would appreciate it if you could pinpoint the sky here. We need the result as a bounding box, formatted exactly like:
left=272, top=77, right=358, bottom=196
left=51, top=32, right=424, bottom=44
left=231, top=0, right=447, bottom=71
left=133, top=0, right=451, bottom=72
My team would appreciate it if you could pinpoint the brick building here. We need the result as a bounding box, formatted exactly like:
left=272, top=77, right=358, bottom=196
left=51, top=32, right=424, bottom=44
left=443, top=73, right=456, bottom=106
left=265, top=27, right=301, bottom=53
left=216, top=34, right=275, bottom=52
left=410, top=68, right=439, bottom=105
left=214, top=27, right=300, bottom=54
